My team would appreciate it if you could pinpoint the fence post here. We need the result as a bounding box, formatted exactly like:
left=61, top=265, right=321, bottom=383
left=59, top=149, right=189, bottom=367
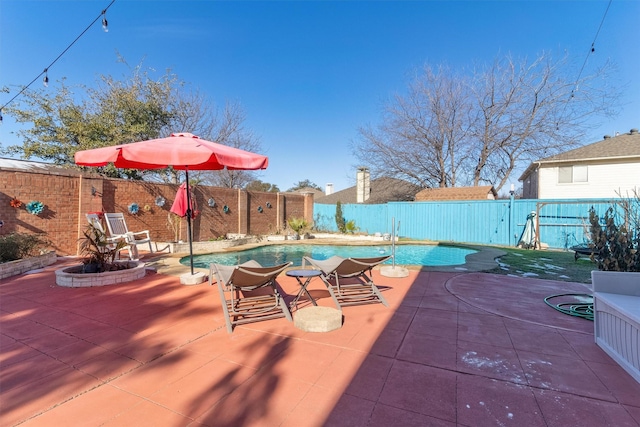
left=509, top=186, right=515, bottom=246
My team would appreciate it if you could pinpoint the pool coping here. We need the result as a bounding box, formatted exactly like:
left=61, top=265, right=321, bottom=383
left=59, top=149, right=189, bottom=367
left=143, top=241, right=505, bottom=277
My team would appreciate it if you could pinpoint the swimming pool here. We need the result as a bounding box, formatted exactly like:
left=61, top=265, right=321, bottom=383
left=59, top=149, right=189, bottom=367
left=183, top=244, right=477, bottom=268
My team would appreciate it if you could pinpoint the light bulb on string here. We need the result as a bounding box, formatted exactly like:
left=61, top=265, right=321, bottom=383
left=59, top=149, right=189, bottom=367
left=101, top=10, right=108, bottom=32
left=0, top=0, right=115, bottom=114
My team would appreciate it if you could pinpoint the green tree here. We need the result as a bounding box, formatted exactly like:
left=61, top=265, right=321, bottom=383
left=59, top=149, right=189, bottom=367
left=3, top=59, right=262, bottom=184
left=196, top=100, right=265, bottom=189
left=245, top=179, right=280, bottom=192
left=4, top=67, right=175, bottom=179
left=335, top=201, right=346, bottom=233
left=287, top=179, right=323, bottom=192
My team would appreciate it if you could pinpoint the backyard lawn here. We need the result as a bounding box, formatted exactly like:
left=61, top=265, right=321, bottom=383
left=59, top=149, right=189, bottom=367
left=489, top=246, right=596, bottom=284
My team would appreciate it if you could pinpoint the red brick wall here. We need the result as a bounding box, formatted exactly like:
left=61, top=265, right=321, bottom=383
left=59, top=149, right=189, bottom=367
left=0, top=169, right=313, bottom=256
left=0, top=169, right=81, bottom=255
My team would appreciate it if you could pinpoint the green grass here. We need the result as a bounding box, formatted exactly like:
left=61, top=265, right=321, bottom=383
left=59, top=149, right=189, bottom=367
left=486, top=246, right=596, bottom=284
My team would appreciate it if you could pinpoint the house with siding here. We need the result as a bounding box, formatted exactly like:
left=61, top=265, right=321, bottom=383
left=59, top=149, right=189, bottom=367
left=519, top=128, right=640, bottom=199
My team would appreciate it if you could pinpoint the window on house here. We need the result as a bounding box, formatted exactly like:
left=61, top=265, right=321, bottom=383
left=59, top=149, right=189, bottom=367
left=558, top=167, right=572, bottom=183
left=558, top=165, right=588, bottom=183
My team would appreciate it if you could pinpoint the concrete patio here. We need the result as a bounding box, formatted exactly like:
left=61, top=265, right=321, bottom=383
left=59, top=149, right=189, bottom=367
left=1, top=254, right=639, bottom=426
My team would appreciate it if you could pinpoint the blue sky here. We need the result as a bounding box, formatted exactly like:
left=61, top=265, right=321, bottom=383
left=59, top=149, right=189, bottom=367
left=1, top=0, right=638, bottom=192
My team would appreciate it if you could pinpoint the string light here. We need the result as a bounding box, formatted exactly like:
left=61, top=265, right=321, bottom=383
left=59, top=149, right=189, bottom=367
left=557, top=0, right=612, bottom=130
left=102, top=9, right=109, bottom=32
left=0, top=0, right=116, bottom=120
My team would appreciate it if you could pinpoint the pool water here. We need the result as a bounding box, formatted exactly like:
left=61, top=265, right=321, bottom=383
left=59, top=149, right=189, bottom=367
left=184, top=244, right=476, bottom=268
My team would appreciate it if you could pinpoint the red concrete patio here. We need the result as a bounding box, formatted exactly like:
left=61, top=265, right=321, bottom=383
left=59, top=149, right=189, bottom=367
left=1, top=255, right=639, bottom=426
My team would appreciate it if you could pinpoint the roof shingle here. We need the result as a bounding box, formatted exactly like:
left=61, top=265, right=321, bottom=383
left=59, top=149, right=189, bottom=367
left=415, top=185, right=497, bottom=201
left=315, top=177, right=422, bottom=204
left=540, top=128, right=640, bottom=163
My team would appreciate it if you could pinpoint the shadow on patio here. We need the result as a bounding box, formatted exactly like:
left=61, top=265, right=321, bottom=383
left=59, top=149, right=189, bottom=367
left=1, top=256, right=639, bottom=426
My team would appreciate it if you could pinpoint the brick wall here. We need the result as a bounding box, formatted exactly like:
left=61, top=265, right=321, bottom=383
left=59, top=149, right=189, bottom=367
left=0, top=168, right=313, bottom=256
left=1, top=169, right=81, bottom=255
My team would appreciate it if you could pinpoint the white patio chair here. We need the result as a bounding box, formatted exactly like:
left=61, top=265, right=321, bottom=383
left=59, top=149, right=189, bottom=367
left=103, top=213, right=154, bottom=260
left=85, top=213, right=135, bottom=260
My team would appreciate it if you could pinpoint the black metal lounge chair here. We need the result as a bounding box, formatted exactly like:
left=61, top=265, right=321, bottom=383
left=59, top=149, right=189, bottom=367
left=302, top=255, right=391, bottom=309
left=209, top=260, right=293, bottom=333
left=571, top=244, right=596, bottom=261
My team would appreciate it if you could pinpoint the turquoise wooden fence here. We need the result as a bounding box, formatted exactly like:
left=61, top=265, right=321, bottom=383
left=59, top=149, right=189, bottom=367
left=313, top=199, right=630, bottom=250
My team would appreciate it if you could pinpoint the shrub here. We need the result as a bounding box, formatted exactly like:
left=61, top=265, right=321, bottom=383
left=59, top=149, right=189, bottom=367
left=312, top=213, right=332, bottom=232
left=287, top=217, right=309, bottom=236
left=335, top=201, right=346, bottom=233
left=345, top=219, right=359, bottom=234
left=0, top=233, right=50, bottom=263
left=588, top=202, right=640, bottom=272
left=78, top=223, right=128, bottom=272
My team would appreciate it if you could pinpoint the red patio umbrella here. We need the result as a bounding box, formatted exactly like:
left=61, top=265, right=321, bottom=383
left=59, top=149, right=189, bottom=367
left=170, top=182, right=197, bottom=218
left=75, top=133, right=268, bottom=276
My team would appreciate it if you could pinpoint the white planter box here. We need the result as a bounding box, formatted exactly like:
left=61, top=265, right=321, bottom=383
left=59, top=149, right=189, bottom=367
left=591, top=270, right=640, bottom=384
left=0, top=251, right=57, bottom=280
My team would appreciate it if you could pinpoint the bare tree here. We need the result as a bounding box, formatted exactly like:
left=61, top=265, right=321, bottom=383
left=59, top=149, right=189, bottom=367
left=355, top=65, right=472, bottom=189
left=468, top=53, right=618, bottom=190
left=354, top=52, right=620, bottom=192
left=196, top=101, right=264, bottom=189
left=150, top=93, right=264, bottom=187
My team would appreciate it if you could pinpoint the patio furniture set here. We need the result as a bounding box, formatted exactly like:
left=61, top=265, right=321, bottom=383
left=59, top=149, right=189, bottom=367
left=209, top=255, right=391, bottom=333
left=87, top=211, right=391, bottom=333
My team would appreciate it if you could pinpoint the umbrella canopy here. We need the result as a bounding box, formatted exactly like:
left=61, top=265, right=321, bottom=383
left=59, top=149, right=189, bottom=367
left=74, top=132, right=268, bottom=170
left=75, top=133, right=269, bottom=276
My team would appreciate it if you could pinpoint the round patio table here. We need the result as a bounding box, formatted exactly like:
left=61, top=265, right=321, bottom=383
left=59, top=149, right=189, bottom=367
left=286, top=269, right=322, bottom=309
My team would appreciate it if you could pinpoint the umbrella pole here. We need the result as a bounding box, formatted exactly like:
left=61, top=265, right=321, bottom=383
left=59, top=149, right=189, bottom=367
left=185, top=168, right=195, bottom=275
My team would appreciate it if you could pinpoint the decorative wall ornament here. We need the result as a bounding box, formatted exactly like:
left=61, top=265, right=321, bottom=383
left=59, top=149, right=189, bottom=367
left=10, top=198, right=22, bottom=208
left=208, top=198, right=216, bottom=207
left=257, top=206, right=264, bottom=213
left=266, top=202, right=272, bottom=209
left=155, top=196, right=166, bottom=207
left=128, top=203, right=140, bottom=215
left=25, top=201, right=44, bottom=215
left=223, top=205, right=230, bottom=213
left=143, top=204, right=152, bottom=212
